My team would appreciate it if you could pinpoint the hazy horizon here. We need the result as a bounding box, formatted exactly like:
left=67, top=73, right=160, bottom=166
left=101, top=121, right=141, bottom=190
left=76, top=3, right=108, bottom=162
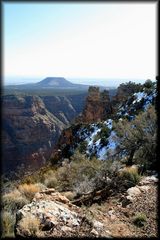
left=4, top=75, right=150, bottom=88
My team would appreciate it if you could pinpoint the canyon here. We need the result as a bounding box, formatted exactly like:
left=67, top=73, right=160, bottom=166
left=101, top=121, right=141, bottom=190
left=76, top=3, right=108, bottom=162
left=2, top=80, right=149, bottom=175
left=2, top=93, right=87, bottom=173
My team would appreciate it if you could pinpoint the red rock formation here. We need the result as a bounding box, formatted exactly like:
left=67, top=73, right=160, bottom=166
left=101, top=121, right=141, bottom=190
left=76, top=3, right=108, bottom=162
left=51, top=87, right=113, bottom=163
left=76, top=86, right=112, bottom=123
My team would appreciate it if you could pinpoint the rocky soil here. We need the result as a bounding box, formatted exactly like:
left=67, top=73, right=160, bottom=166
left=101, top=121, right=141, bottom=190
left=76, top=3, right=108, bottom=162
left=15, top=188, right=111, bottom=238
left=14, top=175, right=158, bottom=238
left=86, top=175, right=158, bottom=238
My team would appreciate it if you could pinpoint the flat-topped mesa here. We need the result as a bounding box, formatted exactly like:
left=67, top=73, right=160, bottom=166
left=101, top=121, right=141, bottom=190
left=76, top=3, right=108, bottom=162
left=76, top=86, right=112, bottom=123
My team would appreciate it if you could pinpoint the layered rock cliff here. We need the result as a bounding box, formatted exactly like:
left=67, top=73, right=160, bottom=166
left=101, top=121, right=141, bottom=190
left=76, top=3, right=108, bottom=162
left=2, top=94, right=86, bottom=173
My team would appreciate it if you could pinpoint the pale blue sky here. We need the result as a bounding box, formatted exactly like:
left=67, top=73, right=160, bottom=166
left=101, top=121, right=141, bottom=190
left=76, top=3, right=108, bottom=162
left=3, top=2, right=157, bottom=84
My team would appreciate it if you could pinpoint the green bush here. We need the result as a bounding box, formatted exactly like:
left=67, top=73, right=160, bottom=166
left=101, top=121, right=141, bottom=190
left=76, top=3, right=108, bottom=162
left=93, top=126, right=110, bottom=145
left=44, top=176, right=58, bottom=188
left=78, top=141, right=88, bottom=153
left=119, top=166, right=141, bottom=187
left=133, top=212, right=147, bottom=227
left=143, top=79, right=153, bottom=89
left=56, top=152, right=102, bottom=192
left=114, top=106, right=157, bottom=170
left=100, top=136, right=109, bottom=146
left=100, top=126, right=110, bottom=138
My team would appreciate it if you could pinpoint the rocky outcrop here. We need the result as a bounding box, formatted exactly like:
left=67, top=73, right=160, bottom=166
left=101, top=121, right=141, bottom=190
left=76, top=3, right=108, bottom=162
left=76, top=86, right=113, bottom=123
left=50, top=86, right=125, bottom=162
left=14, top=175, right=158, bottom=238
left=14, top=188, right=111, bottom=238
left=2, top=94, right=86, bottom=173
left=121, top=175, right=158, bottom=207
left=51, top=124, right=81, bottom=162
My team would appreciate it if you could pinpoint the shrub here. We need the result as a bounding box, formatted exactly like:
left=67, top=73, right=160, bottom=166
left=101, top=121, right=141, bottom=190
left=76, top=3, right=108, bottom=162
left=21, top=165, right=55, bottom=184
left=1, top=211, right=15, bottom=238
left=18, top=213, right=40, bottom=237
left=73, top=176, right=94, bottom=195
left=144, top=79, right=153, bottom=89
left=44, top=176, right=58, bottom=188
left=21, top=174, right=37, bottom=184
left=91, top=159, right=122, bottom=191
left=62, top=191, right=76, bottom=201
left=100, top=126, right=110, bottom=139
left=18, top=183, right=45, bottom=201
left=114, top=106, right=157, bottom=170
left=2, top=189, right=29, bottom=213
left=56, top=152, right=102, bottom=192
left=119, top=166, right=141, bottom=187
left=56, top=162, right=72, bottom=191
left=93, top=126, right=110, bottom=145
left=133, top=212, right=147, bottom=227
left=100, top=136, right=109, bottom=146
left=78, top=141, right=88, bottom=153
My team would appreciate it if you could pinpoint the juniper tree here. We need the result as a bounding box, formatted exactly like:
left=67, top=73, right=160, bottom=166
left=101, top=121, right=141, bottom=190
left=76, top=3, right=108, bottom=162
left=114, top=106, right=157, bottom=171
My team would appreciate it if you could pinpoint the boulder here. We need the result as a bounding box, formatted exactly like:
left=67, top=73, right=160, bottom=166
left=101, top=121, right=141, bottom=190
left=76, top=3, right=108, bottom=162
left=127, top=186, right=141, bottom=197
left=14, top=188, right=109, bottom=238
left=139, top=176, right=158, bottom=186
left=122, top=174, right=158, bottom=208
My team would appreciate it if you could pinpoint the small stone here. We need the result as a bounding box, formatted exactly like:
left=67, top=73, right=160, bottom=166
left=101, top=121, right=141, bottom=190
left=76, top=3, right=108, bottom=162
left=108, top=209, right=115, bottom=216
left=122, top=209, right=130, bottom=217
left=138, top=185, right=150, bottom=192
left=90, top=228, right=99, bottom=236
left=92, top=220, right=104, bottom=230
left=127, top=186, right=141, bottom=197
left=139, top=176, right=158, bottom=185
left=100, top=230, right=112, bottom=238
left=110, top=214, right=116, bottom=220
left=61, top=226, right=72, bottom=232
left=121, top=197, right=132, bottom=208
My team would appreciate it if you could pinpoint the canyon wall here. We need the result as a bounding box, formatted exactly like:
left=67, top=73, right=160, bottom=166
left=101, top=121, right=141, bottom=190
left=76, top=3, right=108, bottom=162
left=2, top=94, right=86, bottom=173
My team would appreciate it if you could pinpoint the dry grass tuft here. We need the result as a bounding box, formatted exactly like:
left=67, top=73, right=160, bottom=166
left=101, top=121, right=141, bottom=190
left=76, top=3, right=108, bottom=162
left=1, top=210, right=15, bottom=238
left=119, top=166, right=141, bottom=187
left=2, top=189, right=29, bottom=212
left=18, top=183, right=45, bottom=201
left=18, top=213, right=40, bottom=237
left=44, top=176, right=58, bottom=188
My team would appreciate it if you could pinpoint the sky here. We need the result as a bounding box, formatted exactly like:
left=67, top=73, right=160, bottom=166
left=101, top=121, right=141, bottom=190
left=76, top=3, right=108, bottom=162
left=3, top=2, right=157, bottom=85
